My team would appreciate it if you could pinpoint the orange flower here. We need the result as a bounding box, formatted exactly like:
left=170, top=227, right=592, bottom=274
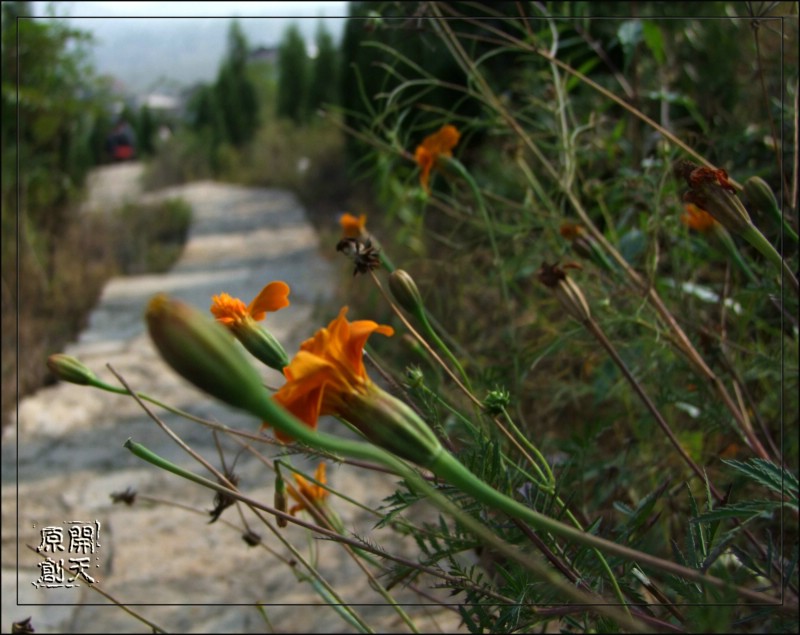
left=339, top=213, right=367, bottom=238
left=681, top=203, right=717, bottom=233
left=210, top=281, right=290, bottom=327
left=559, top=222, right=584, bottom=241
left=287, top=463, right=329, bottom=515
left=414, top=124, right=460, bottom=192
left=269, top=307, right=394, bottom=441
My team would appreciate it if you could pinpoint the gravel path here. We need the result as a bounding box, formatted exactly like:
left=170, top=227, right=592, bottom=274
left=2, top=166, right=461, bottom=633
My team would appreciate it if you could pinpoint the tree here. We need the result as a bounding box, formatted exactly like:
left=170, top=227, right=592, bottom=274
left=2, top=1, right=104, bottom=232
left=214, top=20, right=259, bottom=147
left=137, top=105, right=155, bottom=156
left=276, top=23, right=309, bottom=124
left=307, top=20, right=339, bottom=115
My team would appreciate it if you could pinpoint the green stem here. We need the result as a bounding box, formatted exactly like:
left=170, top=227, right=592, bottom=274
left=241, top=383, right=786, bottom=608
left=500, top=408, right=554, bottom=488
left=124, top=439, right=646, bottom=629
left=138, top=302, right=789, bottom=611
left=246, top=387, right=784, bottom=607
left=412, top=305, right=472, bottom=392
left=426, top=450, right=781, bottom=608
left=494, top=412, right=628, bottom=608
left=88, top=379, right=218, bottom=426
left=710, top=225, right=759, bottom=285
left=759, top=191, right=799, bottom=242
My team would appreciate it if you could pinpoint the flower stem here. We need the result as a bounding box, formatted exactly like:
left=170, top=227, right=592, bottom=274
left=411, top=304, right=473, bottom=392
left=711, top=224, right=759, bottom=285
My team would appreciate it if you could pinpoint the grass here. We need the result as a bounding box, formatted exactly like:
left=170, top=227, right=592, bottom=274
left=3, top=197, right=191, bottom=429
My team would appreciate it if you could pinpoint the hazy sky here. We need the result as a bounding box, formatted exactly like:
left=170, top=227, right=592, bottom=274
left=34, top=2, right=350, bottom=18
left=30, top=1, right=352, bottom=94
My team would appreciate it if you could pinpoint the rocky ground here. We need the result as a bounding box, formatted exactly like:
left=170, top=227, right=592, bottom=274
left=2, top=165, right=463, bottom=633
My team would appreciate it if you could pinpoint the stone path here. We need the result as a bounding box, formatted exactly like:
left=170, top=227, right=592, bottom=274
left=2, top=166, right=462, bottom=633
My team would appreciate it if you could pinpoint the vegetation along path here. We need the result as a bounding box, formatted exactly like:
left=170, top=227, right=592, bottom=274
left=2, top=166, right=460, bottom=633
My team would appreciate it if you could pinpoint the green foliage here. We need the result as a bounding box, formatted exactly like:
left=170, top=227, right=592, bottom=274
left=137, top=105, right=156, bottom=156
left=1, top=2, right=121, bottom=426
left=327, top=1, right=798, bottom=630
left=277, top=23, right=310, bottom=123
left=110, top=198, right=192, bottom=274
left=308, top=21, right=340, bottom=115
left=215, top=20, right=259, bottom=147
left=184, top=19, right=260, bottom=170
left=2, top=2, right=106, bottom=221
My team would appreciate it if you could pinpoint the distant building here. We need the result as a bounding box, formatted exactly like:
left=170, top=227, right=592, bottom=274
left=249, top=46, right=279, bottom=64
left=138, top=93, right=181, bottom=113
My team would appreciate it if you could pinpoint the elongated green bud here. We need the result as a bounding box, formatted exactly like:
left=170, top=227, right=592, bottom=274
left=274, top=466, right=288, bottom=528
left=743, top=176, right=799, bottom=244
left=145, top=294, right=269, bottom=414
left=743, top=176, right=779, bottom=218
left=47, top=354, right=99, bottom=386
left=231, top=317, right=290, bottom=370
left=342, top=383, right=442, bottom=468
left=389, top=269, right=424, bottom=314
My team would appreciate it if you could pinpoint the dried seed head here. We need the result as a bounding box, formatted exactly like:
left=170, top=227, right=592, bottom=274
left=110, top=487, right=137, bottom=506
left=537, top=262, right=592, bottom=323
left=336, top=237, right=382, bottom=276
left=675, top=159, right=751, bottom=235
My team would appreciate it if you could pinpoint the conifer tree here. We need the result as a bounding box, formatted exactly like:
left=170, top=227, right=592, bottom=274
left=214, top=20, right=259, bottom=146
left=137, top=105, right=155, bottom=156
left=307, top=20, right=339, bottom=115
left=276, top=23, right=309, bottom=124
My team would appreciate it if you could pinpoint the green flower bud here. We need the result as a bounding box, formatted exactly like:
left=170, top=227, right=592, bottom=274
left=230, top=317, right=290, bottom=370
left=405, top=366, right=425, bottom=389
left=47, top=354, right=99, bottom=386
left=389, top=269, right=424, bottom=314
left=743, top=176, right=779, bottom=218
left=343, top=383, right=442, bottom=468
left=484, top=388, right=511, bottom=415
left=145, top=294, right=268, bottom=414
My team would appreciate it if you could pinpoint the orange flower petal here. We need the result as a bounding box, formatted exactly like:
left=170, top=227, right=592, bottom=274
left=210, top=293, right=249, bottom=325
left=414, top=125, right=460, bottom=192
left=339, top=213, right=367, bottom=238
left=287, top=463, right=328, bottom=515
left=270, top=307, right=394, bottom=434
left=247, top=281, right=290, bottom=321
left=559, top=222, right=583, bottom=240
left=345, top=319, right=394, bottom=375
left=681, top=203, right=717, bottom=233
left=422, top=124, right=460, bottom=155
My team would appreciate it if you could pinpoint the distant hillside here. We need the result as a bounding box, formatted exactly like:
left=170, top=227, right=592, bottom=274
left=64, top=14, right=347, bottom=94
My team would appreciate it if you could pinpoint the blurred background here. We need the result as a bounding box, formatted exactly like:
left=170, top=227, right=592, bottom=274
left=3, top=1, right=796, bottom=452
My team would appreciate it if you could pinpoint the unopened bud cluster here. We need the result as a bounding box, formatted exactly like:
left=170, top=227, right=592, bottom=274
left=483, top=388, right=511, bottom=415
